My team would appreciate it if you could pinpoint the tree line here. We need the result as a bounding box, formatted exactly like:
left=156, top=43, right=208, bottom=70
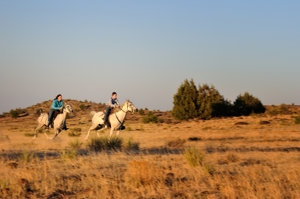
left=172, top=79, right=266, bottom=120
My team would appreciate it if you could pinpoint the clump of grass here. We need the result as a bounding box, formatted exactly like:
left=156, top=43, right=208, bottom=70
left=166, top=138, right=186, bottom=148
left=294, top=116, right=300, bottom=124
left=125, top=160, right=162, bottom=188
left=60, top=150, right=77, bottom=162
left=24, top=132, right=35, bottom=137
left=68, top=139, right=83, bottom=150
left=184, top=146, right=205, bottom=167
left=68, top=128, right=82, bottom=137
left=19, top=151, right=35, bottom=163
left=86, top=137, right=123, bottom=152
left=122, top=137, right=140, bottom=151
left=202, top=163, right=216, bottom=175
left=0, top=180, right=10, bottom=189
left=126, top=126, right=132, bottom=131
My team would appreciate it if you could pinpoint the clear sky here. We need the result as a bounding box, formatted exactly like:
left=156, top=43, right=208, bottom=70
left=1, top=1, right=299, bottom=113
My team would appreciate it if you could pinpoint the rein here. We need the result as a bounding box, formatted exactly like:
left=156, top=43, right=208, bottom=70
left=114, top=102, right=129, bottom=125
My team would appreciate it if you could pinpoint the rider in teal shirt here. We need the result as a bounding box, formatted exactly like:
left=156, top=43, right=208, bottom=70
left=47, top=94, right=68, bottom=130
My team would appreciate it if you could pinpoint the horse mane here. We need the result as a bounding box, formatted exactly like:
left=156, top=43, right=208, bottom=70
left=120, top=99, right=130, bottom=108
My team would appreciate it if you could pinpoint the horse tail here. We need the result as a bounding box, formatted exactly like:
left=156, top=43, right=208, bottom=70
left=90, top=111, right=96, bottom=117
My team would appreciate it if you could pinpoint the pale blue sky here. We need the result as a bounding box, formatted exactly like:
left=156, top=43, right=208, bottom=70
left=1, top=1, right=299, bottom=113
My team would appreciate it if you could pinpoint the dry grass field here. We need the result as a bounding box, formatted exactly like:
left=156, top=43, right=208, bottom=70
left=0, top=100, right=299, bottom=198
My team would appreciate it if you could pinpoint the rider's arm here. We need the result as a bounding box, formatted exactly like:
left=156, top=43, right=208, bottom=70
left=51, top=100, right=64, bottom=110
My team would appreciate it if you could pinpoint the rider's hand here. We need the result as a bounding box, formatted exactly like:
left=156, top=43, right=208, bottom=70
left=59, top=107, right=63, bottom=112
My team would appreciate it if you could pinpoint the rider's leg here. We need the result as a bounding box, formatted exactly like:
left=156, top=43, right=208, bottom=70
left=103, top=107, right=111, bottom=126
left=47, top=109, right=54, bottom=128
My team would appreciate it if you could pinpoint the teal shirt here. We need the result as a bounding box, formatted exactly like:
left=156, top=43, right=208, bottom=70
left=51, top=99, right=64, bottom=110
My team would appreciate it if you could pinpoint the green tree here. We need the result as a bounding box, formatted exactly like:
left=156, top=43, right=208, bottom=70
left=197, top=84, right=229, bottom=119
left=172, top=79, right=198, bottom=120
left=233, top=92, right=265, bottom=116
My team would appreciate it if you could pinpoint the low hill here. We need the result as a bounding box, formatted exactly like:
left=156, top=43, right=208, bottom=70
left=0, top=99, right=175, bottom=124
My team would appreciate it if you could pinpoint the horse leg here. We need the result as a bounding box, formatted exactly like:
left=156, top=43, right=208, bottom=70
left=85, top=125, right=97, bottom=140
left=96, top=130, right=101, bottom=138
left=33, top=124, right=44, bottom=139
left=50, top=129, right=60, bottom=140
left=109, top=128, right=114, bottom=140
left=116, top=130, right=120, bottom=137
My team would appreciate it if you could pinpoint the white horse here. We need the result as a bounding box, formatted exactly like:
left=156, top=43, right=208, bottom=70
left=33, top=103, right=73, bottom=140
left=85, top=100, right=137, bottom=140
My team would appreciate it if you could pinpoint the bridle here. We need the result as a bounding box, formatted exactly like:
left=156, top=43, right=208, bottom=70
left=114, top=101, right=133, bottom=125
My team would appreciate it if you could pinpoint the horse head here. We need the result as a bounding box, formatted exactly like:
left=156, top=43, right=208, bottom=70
left=64, top=103, right=73, bottom=113
left=122, top=100, right=138, bottom=113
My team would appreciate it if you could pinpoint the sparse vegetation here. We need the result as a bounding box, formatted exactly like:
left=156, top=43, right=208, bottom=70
left=0, top=99, right=299, bottom=198
left=142, top=111, right=163, bottom=123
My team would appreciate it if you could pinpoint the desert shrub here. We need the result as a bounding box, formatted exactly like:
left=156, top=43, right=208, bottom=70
left=122, top=137, right=140, bottom=151
left=166, top=138, right=186, bottom=148
left=86, top=137, right=123, bottom=152
left=138, top=109, right=145, bottom=115
left=294, top=116, right=300, bottom=124
left=68, top=139, right=83, bottom=150
left=79, top=104, right=87, bottom=111
left=9, top=108, right=26, bottom=118
left=142, top=111, right=163, bottom=123
left=184, top=146, right=205, bottom=167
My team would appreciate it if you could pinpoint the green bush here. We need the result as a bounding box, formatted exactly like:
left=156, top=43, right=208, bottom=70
left=233, top=92, right=265, bottom=116
left=138, top=109, right=145, bottom=115
left=79, top=104, right=87, bottom=111
left=9, top=108, right=28, bottom=118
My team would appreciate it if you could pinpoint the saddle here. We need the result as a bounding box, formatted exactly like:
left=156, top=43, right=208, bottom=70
left=102, top=108, right=125, bottom=130
left=49, top=110, right=61, bottom=128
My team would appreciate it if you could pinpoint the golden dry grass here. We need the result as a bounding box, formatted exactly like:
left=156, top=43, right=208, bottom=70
left=0, top=102, right=300, bottom=198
